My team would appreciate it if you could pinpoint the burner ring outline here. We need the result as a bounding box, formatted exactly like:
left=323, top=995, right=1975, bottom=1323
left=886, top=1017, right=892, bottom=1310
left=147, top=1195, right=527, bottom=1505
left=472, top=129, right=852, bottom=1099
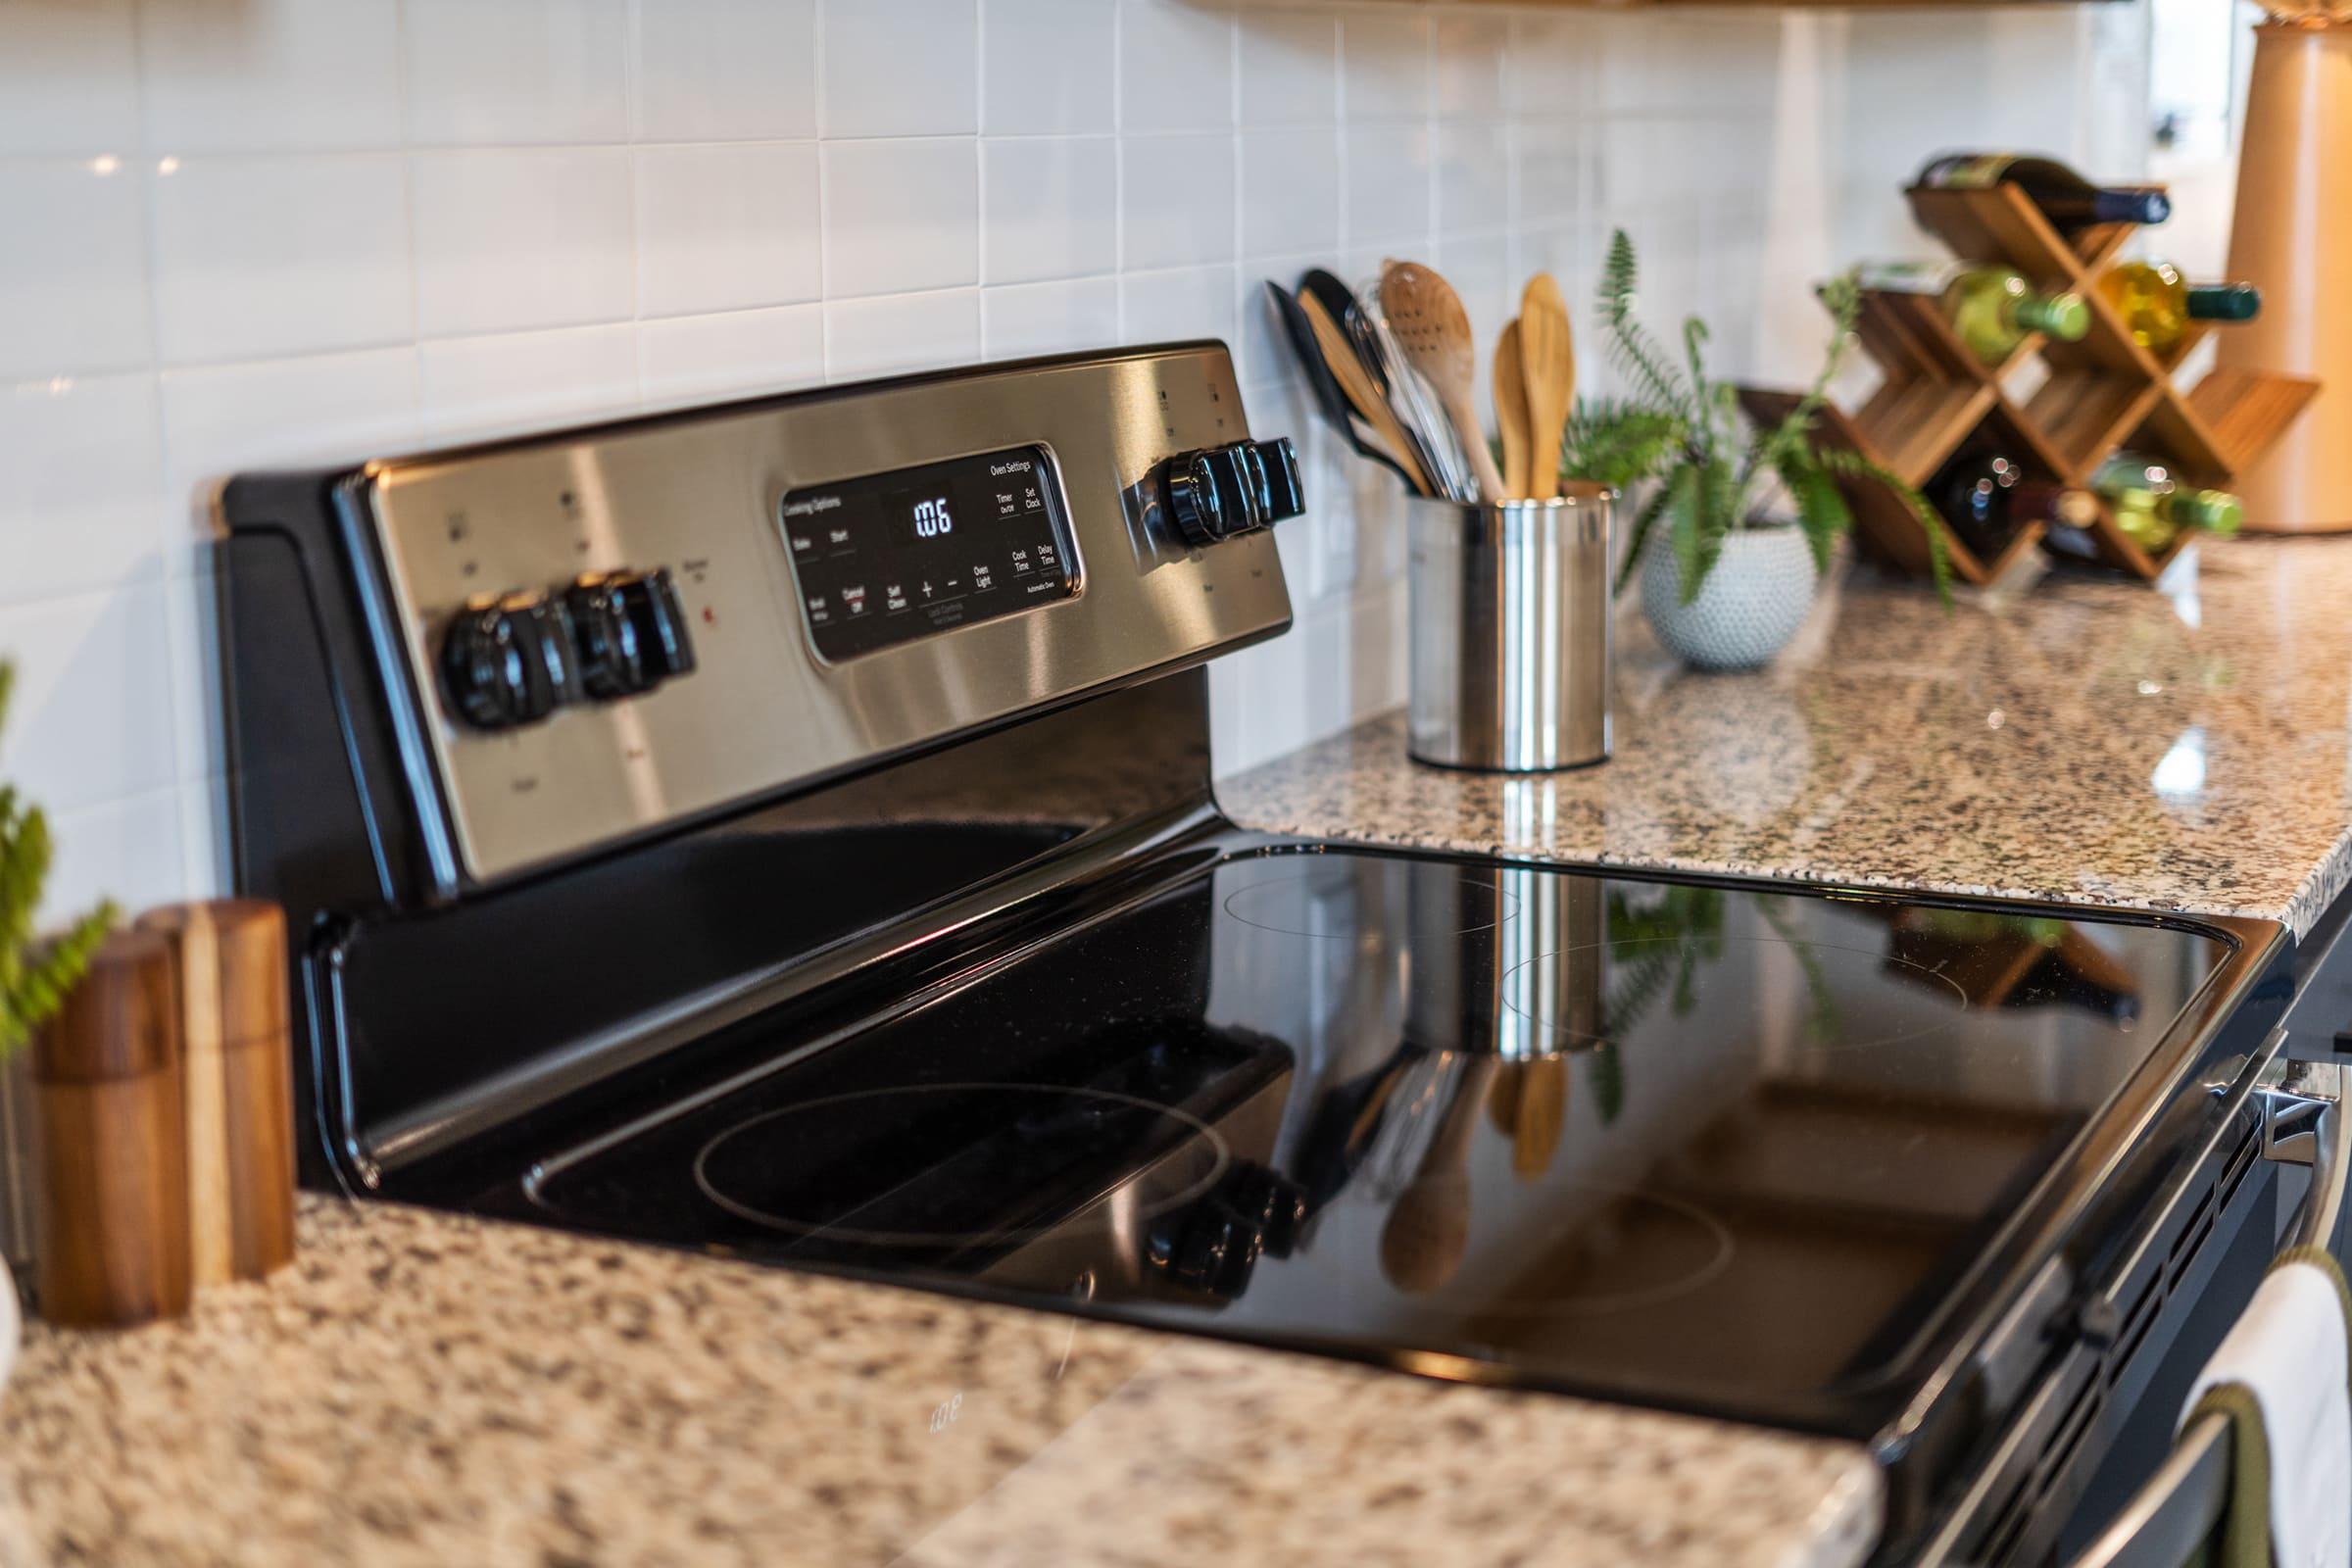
left=692, top=1082, right=1231, bottom=1249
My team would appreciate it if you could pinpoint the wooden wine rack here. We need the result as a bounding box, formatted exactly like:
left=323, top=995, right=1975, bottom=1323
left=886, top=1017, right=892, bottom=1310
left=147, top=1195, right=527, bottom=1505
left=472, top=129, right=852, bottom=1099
left=1740, top=181, right=2321, bottom=586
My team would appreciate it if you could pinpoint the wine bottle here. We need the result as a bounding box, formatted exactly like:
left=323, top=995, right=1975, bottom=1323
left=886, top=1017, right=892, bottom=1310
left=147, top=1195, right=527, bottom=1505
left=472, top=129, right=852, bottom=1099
left=1927, top=450, right=2025, bottom=559
left=1854, top=263, right=2090, bottom=366
left=1916, top=153, right=2172, bottom=229
left=2097, top=261, right=2262, bottom=354
left=2091, top=453, right=2243, bottom=555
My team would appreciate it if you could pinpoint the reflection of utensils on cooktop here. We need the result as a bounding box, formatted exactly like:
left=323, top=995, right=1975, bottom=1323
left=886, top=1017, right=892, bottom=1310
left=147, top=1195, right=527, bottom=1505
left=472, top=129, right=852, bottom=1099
left=691, top=1083, right=1229, bottom=1249
left=1511, top=1056, right=1568, bottom=1181
left=1380, top=1056, right=1499, bottom=1294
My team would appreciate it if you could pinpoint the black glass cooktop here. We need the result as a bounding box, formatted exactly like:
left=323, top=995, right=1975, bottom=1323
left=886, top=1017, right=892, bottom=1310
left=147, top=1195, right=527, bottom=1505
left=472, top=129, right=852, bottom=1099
left=526, top=850, right=2229, bottom=1436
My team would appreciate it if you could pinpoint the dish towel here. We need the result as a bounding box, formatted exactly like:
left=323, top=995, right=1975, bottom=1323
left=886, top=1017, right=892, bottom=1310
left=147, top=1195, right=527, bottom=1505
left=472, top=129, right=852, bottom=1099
left=2181, top=1246, right=2352, bottom=1568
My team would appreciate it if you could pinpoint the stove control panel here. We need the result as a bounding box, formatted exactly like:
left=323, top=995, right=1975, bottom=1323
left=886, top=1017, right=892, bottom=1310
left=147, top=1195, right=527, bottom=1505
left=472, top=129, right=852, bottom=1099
left=780, top=444, right=1075, bottom=662
left=348, top=343, right=1298, bottom=886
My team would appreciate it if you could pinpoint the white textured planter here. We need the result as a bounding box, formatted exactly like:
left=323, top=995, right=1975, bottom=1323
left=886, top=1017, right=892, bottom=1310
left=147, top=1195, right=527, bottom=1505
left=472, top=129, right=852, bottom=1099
left=1640, top=522, right=1818, bottom=672
left=0, top=1257, right=18, bottom=1394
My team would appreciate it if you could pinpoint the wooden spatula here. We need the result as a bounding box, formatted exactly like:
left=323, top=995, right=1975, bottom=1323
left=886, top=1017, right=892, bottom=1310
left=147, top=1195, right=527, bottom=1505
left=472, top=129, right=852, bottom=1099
left=1519, top=273, right=1576, bottom=502
left=1379, top=261, right=1508, bottom=504
left=1296, top=289, right=1434, bottom=498
left=1494, top=318, right=1531, bottom=500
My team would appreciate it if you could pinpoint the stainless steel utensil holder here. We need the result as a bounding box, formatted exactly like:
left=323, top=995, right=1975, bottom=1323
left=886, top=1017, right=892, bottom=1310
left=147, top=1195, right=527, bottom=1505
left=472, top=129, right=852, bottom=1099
left=1406, top=486, right=1613, bottom=773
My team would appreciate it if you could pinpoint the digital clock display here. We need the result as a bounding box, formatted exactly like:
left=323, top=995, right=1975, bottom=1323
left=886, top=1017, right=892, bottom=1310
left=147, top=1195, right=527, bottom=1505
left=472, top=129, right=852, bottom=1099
left=779, top=445, right=1077, bottom=662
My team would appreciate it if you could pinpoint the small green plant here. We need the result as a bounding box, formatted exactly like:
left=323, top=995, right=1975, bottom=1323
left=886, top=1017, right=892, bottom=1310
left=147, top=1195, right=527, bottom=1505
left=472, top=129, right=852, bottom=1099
left=1563, top=229, right=1952, bottom=606
left=0, top=664, right=116, bottom=1056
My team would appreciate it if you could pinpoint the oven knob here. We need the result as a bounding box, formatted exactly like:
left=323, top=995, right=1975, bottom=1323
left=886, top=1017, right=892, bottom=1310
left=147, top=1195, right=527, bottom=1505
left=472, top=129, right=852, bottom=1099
left=1163, top=437, right=1306, bottom=548
left=440, top=592, right=569, bottom=730
left=617, top=568, right=697, bottom=681
left=1164, top=445, right=1250, bottom=547
left=564, top=569, right=697, bottom=699
left=1248, top=437, right=1305, bottom=524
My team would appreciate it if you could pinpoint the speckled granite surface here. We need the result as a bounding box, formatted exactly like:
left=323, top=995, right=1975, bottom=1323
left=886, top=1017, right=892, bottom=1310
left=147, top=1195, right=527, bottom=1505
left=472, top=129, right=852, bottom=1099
left=21, top=544, right=2338, bottom=1568
left=0, top=1198, right=1879, bottom=1568
left=1225, top=538, right=2352, bottom=939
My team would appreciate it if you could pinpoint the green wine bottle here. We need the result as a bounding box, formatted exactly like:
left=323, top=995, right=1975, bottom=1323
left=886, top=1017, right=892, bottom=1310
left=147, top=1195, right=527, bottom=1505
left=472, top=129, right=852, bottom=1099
left=2091, top=454, right=2243, bottom=554
left=1856, top=263, right=2090, bottom=366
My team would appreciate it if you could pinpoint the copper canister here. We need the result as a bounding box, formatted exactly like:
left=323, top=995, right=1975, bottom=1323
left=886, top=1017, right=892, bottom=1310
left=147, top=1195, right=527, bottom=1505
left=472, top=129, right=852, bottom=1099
left=30, top=929, right=191, bottom=1327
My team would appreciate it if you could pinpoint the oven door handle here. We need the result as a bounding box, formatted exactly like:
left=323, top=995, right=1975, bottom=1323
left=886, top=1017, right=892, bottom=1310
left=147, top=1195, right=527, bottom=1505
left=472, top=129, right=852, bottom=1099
left=2066, top=1053, right=2348, bottom=1568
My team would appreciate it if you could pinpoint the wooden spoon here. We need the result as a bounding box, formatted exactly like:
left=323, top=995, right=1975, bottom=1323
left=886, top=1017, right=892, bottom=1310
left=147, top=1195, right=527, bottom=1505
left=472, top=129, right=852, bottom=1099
left=1380, top=1056, right=1497, bottom=1294
left=1511, top=1055, right=1569, bottom=1181
left=1297, top=290, right=1434, bottom=497
left=1494, top=318, right=1532, bottom=500
left=1379, top=262, right=1508, bottom=504
left=1519, top=273, right=1576, bottom=502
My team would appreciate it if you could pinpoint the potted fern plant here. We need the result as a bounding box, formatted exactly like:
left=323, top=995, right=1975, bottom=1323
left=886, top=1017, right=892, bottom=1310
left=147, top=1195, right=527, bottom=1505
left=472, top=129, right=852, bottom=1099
left=0, top=661, right=116, bottom=1381
left=1564, top=231, right=1948, bottom=671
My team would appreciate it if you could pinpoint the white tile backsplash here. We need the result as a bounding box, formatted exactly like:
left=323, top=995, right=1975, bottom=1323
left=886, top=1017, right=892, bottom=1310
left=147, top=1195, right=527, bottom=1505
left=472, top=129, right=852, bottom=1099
left=639, top=303, right=825, bottom=407
left=981, top=276, right=1120, bottom=360
left=139, top=0, right=403, bottom=154
left=825, top=287, right=982, bottom=378
left=401, top=0, right=630, bottom=146
left=634, top=142, right=823, bottom=317
left=982, top=136, right=1117, bottom=284
left=1120, top=133, right=1237, bottom=270
left=0, top=160, right=151, bottom=379
left=1238, top=12, right=1338, bottom=127
left=1240, top=125, right=1341, bottom=259
left=823, top=0, right=980, bottom=139
left=1343, top=122, right=1432, bottom=247
left=149, top=155, right=412, bottom=364
left=0, top=581, right=176, bottom=809
left=982, top=0, right=1115, bottom=136
left=1119, top=0, right=1236, bottom=135
left=1341, top=12, right=1432, bottom=121
left=0, top=0, right=2146, bottom=923
left=411, top=149, right=634, bottom=336
left=633, top=0, right=818, bottom=143
left=0, top=373, right=165, bottom=605
left=823, top=138, right=980, bottom=297
left=418, top=323, right=639, bottom=437
left=0, top=0, right=138, bottom=155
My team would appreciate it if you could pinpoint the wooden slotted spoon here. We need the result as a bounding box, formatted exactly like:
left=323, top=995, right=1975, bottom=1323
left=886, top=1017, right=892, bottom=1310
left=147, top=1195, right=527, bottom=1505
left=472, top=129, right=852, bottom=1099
left=1379, top=262, right=1508, bottom=504
left=1494, top=318, right=1532, bottom=500
left=1519, top=273, right=1576, bottom=503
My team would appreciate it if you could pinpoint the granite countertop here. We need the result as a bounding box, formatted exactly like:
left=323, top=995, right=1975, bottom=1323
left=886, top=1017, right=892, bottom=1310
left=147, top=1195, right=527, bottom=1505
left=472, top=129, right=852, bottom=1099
left=14, top=538, right=2350, bottom=1567
left=1226, top=536, right=2352, bottom=940
left=0, top=1198, right=1879, bottom=1568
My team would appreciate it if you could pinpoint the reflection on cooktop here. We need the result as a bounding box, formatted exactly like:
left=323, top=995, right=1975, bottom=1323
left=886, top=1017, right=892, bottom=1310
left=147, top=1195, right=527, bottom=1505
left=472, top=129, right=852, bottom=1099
left=693, top=1084, right=1230, bottom=1249
left=526, top=849, right=2228, bottom=1439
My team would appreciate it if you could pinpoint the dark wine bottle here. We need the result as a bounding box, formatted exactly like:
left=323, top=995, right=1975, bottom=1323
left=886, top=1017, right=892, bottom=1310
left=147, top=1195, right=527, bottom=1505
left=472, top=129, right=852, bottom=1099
left=1928, top=450, right=2025, bottom=559
left=1917, top=153, right=2171, bottom=230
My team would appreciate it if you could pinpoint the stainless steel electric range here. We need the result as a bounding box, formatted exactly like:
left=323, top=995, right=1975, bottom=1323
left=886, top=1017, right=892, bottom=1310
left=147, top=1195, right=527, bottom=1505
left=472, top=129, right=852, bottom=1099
left=217, top=344, right=2304, bottom=1565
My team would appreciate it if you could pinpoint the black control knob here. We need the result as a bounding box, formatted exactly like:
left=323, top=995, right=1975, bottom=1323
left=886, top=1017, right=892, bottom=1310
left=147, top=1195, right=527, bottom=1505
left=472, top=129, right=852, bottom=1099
left=1164, top=437, right=1306, bottom=548
left=440, top=592, right=570, bottom=730
left=1248, top=436, right=1305, bottom=524
left=564, top=568, right=697, bottom=700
